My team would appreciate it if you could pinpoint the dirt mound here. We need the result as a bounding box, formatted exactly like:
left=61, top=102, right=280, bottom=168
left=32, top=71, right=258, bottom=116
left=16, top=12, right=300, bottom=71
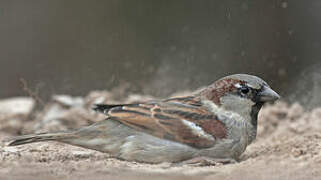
left=0, top=91, right=320, bottom=180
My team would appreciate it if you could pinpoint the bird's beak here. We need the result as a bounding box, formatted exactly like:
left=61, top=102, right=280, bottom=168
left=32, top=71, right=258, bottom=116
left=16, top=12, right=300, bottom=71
left=257, top=86, right=280, bottom=102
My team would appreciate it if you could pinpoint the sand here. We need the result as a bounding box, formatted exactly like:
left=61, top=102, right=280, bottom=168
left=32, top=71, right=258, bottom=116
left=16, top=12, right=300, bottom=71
left=0, top=91, right=320, bottom=180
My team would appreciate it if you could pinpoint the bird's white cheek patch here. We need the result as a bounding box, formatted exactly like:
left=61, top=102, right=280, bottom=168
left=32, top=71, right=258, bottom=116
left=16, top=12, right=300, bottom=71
left=181, top=120, right=214, bottom=141
left=202, top=99, right=246, bottom=122
left=221, top=95, right=255, bottom=108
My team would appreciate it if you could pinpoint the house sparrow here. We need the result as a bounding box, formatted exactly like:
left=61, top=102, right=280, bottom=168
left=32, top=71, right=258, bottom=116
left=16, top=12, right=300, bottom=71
left=8, top=74, right=280, bottom=165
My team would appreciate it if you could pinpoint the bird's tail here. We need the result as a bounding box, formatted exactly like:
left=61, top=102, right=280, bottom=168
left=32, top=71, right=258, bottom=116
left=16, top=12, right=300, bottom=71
left=7, top=132, right=74, bottom=146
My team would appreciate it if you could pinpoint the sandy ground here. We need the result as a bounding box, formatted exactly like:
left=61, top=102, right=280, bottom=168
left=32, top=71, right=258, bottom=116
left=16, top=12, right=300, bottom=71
left=0, top=91, right=321, bottom=180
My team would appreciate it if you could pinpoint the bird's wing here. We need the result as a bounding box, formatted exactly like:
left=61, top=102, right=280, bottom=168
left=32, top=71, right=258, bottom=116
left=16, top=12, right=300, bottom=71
left=93, top=96, right=227, bottom=148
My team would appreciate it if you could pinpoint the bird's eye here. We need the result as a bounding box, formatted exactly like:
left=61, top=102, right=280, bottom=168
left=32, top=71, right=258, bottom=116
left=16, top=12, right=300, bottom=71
left=240, top=86, right=250, bottom=94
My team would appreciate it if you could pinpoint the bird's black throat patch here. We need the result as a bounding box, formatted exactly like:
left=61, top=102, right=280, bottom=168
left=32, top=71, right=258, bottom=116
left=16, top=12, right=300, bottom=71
left=250, top=102, right=263, bottom=128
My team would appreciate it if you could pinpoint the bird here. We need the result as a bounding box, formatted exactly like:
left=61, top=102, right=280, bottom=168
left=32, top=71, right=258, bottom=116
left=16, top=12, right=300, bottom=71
left=7, top=74, right=280, bottom=165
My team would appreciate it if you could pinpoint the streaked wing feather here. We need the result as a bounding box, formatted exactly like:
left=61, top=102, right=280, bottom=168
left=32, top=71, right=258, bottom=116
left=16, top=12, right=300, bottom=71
left=101, top=96, right=227, bottom=148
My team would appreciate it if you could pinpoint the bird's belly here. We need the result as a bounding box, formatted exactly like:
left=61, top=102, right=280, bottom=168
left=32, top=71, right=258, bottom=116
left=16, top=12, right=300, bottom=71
left=230, top=135, right=249, bottom=158
left=196, top=138, right=247, bottom=159
left=118, top=133, right=198, bottom=163
left=227, top=125, right=251, bottom=158
left=197, top=127, right=250, bottom=159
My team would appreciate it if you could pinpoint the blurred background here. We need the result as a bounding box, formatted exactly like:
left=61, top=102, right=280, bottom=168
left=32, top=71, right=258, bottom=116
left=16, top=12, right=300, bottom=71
left=1, top=0, right=321, bottom=107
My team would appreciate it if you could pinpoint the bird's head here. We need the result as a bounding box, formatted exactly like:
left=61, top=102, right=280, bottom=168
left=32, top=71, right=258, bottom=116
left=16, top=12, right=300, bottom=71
left=200, top=74, right=280, bottom=125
